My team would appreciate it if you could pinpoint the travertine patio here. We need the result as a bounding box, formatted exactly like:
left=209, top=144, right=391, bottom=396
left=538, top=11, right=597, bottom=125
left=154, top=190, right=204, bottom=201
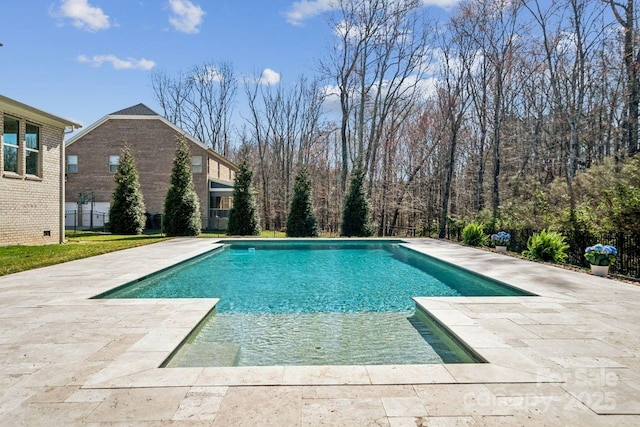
left=1, top=238, right=639, bottom=426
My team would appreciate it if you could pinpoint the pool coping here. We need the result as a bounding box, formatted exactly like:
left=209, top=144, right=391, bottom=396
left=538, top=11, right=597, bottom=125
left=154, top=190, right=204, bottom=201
left=80, top=238, right=564, bottom=389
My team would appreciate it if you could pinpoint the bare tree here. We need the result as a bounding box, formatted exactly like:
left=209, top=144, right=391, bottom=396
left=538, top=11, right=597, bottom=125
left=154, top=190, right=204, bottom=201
left=607, top=0, right=640, bottom=155
left=151, top=60, right=237, bottom=155
left=322, top=0, right=430, bottom=191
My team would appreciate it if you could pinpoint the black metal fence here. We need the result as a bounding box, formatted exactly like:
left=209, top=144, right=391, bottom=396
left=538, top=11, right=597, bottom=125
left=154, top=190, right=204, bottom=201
left=445, top=226, right=640, bottom=279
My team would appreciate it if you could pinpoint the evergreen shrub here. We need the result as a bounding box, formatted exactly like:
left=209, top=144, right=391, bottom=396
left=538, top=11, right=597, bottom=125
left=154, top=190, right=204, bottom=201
left=523, top=229, right=569, bottom=263
left=461, top=222, right=488, bottom=246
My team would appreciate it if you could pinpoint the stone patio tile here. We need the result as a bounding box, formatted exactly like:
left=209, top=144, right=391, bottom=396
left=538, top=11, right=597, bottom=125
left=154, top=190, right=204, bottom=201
left=23, top=386, right=79, bottom=403
left=412, top=298, right=456, bottom=310
left=521, top=338, right=633, bottom=358
left=65, top=388, right=113, bottom=403
left=472, top=312, right=539, bottom=323
left=520, top=324, right=593, bottom=339
left=414, top=384, right=510, bottom=416
left=302, top=397, right=388, bottom=426
left=172, top=387, right=227, bottom=421
left=561, top=369, right=640, bottom=415
left=444, top=364, right=555, bottom=384
left=85, top=333, right=147, bottom=361
left=301, top=385, right=415, bottom=399
left=283, top=365, right=370, bottom=385
left=90, top=367, right=203, bottom=388
left=83, top=351, right=169, bottom=387
left=397, top=416, right=479, bottom=426
left=366, top=364, right=455, bottom=384
left=7, top=342, right=106, bottom=364
left=196, top=366, right=285, bottom=386
left=127, top=328, right=193, bottom=352
left=212, top=386, right=301, bottom=426
left=84, top=387, right=190, bottom=422
left=381, top=396, right=428, bottom=417
left=0, top=402, right=101, bottom=425
left=15, top=361, right=106, bottom=387
left=522, top=312, right=604, bottom=325
left=474, top=348, right=542, bottom=372
left=549, top=356, right=627, bottom=369
left=476, top=318, right=541, bottom=339
left=520, top=302, right=567, bottom=310
left=459, top=304, right=534, bottom=314
left=425, top=309, right=478, bottom=326
left=444, top=326, right=510, bottom=349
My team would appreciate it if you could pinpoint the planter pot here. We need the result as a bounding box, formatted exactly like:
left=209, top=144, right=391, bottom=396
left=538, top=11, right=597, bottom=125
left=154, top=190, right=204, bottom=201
left=590, top=264, right=609, bottom=277
left=496, top=245, right=507, bottom=254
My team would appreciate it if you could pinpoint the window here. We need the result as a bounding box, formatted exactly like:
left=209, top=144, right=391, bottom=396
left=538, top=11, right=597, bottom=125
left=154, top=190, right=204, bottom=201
left=191, top=156, right=203, bottom=173
left=25, top=123, right=40, bottom=176
left=109, top=155, right=119, bottom=173
left=2, top=116, right=19, bottom=173
left=67, top=155, right=78, bottom=173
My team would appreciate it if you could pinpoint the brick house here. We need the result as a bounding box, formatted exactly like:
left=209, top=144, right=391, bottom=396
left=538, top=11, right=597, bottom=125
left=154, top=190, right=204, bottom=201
left=64, top=104, right=238, bottom=230
left=0, top=95, right=81, bottom=245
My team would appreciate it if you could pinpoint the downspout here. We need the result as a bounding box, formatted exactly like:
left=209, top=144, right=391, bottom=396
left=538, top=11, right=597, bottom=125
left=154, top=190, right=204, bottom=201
left=60, top=126, right=75, bottom=243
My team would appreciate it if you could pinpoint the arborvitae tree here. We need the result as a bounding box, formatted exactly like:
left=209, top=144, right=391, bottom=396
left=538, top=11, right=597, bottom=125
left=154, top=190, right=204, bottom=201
left=286, top=168, right=319, bottom=237
left=341, top=166, right=373, bottom=237
left=109, top=144, right=146, bottom=234
left=227, top=161, right=261, bottom=236
left=163, top=137, right=201, bottom=236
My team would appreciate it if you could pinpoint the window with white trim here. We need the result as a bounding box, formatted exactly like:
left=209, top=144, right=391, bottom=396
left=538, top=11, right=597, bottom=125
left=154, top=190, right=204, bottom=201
left=109, top=155, right=119, bottom=173
left=25, top=123, right=40, bottom=176
left=67, top=155, right=78, bottom=173
left=2, top=116, right=19, bottom=173
left=191, top=156, right=203, bottom=173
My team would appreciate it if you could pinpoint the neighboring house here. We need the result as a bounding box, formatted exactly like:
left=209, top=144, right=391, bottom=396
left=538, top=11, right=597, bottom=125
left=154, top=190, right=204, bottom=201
left=64, top=103, right=237, bottom=230
left=0, top=95, right=81, bottom=245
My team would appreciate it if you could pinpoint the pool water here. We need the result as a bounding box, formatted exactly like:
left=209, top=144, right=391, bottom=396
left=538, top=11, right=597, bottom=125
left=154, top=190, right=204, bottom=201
left=101, top=241, right=530, bottom=366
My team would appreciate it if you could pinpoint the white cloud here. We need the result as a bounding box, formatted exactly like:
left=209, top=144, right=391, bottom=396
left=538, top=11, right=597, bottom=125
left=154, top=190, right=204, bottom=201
left=194, top=66, right=223, bottom=83
left=77, top=54, right=156, bottom=70
left=168, top=0, right=205, bottom=34
left=285, top=0, right=458, bottom=26
left=52, top=0, right=111, bottom=31
left=257, top=68, right=281, bottom=85
left=285, top=0, right=335, bottom=26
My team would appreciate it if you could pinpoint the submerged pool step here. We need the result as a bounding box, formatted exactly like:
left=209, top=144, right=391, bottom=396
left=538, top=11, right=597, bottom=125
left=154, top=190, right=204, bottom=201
left=167, top=342, right=240, bottom=367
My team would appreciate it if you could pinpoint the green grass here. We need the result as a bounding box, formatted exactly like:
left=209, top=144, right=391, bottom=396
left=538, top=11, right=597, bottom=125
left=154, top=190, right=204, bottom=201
left=0, top=232, right=170, bottom=277
left=1, top=229, right=345, bottom=277
left=200, top=230, right=289, bottom=238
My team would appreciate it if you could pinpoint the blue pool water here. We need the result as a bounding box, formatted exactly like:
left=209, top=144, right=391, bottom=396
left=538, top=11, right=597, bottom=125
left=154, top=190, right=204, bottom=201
left=101, top=241, right=530, bottom=366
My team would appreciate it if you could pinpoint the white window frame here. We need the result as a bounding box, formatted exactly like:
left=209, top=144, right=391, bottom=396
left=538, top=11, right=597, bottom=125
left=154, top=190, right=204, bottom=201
left=67, top=155, right=78, bottom=173
left=191, top=155, right=203, bottom=173
left=2, top=115, right=20, bottom=174
left=109, top=155, right=120, bottom=173
left=25, top=123, right=40, bottom=176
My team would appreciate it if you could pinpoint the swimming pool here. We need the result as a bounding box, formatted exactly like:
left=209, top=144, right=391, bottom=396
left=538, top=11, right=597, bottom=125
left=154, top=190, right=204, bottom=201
left=99, top=240, right=532, bottom=366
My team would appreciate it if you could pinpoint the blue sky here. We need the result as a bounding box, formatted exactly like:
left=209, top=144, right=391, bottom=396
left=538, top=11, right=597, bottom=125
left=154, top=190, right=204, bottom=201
left=0, top=0, right=455, bottom=138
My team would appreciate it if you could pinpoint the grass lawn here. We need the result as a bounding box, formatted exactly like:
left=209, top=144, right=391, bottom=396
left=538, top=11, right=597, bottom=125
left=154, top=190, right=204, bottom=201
left=0, top=229, right=341, bottom=277
left=200, top=230, right=289, bottom=238
left=0, top=232, right=170, bottom=277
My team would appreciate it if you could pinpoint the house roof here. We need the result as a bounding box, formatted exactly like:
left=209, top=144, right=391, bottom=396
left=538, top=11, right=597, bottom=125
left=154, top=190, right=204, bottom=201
left=0, top=94, right=82, bottom=130
left=110, top=103, right=159, bottom=116
left=65, top=103, right=238, bottom=172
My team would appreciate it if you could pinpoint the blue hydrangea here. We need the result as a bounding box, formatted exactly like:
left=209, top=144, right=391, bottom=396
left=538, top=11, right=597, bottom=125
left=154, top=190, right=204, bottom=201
left=584, top=243, right=617, bottom=266
left=490, top=231, right=511, bottom=245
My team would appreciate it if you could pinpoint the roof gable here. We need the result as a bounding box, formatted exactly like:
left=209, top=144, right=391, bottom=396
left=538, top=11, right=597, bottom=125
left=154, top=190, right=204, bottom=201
left=109, top=103, right=159, bottom=116
left=64, top=103, right=238, bottom=172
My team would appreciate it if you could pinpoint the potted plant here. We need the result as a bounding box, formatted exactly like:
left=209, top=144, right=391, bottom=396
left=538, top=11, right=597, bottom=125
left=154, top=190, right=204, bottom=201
left=490, top=231, right=511, bottom=253
left=584, top=244, right=617, bottom=277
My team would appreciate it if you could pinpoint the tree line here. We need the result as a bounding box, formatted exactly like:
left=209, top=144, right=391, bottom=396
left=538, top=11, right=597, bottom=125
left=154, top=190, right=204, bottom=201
left=151, top=0, right=640, bottom=237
